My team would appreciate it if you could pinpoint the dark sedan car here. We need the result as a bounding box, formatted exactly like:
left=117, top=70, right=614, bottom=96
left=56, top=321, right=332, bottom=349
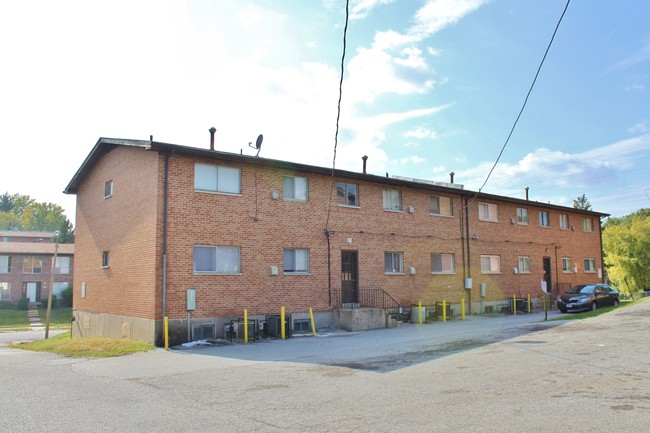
left=557, top=284, right=619, bottom=313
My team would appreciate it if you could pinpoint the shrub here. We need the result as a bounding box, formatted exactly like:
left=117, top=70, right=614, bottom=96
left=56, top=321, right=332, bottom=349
left=0, top=300, right=14, bottom=309
left=61, top=287, right=73, bottom=307
left=40, top=297, right=57, bottom=309
left=16, top=297, right=29, bottom=310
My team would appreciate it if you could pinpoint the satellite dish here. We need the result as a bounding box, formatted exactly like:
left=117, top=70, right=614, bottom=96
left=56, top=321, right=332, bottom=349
left=248, top=134, right=263, bottom=156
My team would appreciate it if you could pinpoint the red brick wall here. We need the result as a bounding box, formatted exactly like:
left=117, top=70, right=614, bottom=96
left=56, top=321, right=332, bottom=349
left=73, top=146, right=161, bottom=319
left=72, top=144, right=605, bottom=325
left=0, top=253, right=73, bottom=303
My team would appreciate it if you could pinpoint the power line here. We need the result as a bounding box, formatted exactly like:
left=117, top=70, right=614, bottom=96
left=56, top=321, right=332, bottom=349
left=467, top=0, right=572, bottom=206
left=325, top=0, right=349, bottom=231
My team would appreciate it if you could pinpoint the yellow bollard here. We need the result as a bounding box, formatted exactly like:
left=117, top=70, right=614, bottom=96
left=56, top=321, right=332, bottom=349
left=442, top=299, right=447, bottom=322
left=309, top=308, right=317, bottom=336
left=281, top=306, right=286, bottom=339
left=527, top=294, right=531, bottom=313
left=164, top=316, right=169, bottom=350
left=461, top=298, right=466, bottom=320
left=513, top=294, right=517, bottom=315
left=418, top=301, right=423, bottom=325
left=244, top=309, right=248, bottom=344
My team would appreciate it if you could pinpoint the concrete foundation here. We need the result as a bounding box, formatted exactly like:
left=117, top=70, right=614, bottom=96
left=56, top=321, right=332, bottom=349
left=336, top=308, right=388, bottom=332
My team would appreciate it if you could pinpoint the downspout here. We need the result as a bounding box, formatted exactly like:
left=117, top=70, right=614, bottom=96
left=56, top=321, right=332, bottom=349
left=162, top=151, right=170, bottom=323
left=464, top=196, right=472, bottom=315
left=325, top=229, right=332, bottom=306
left=599, top=216, right=606, bottom=283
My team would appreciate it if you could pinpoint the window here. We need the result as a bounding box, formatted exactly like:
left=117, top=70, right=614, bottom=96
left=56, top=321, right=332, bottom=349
left=194, top=164, right=241, bottom=194
left=516, top=208, right=529, bottom=225
left=559, top=214, right=569, bottom=230
left=584, top=258, right=597, bottom=273
left=52, top=282, right=70, bottom=299
left=562, top=257, right=572, bottom=272
left=0, top=255, right=10, bottom=273
left=193, top=246, right=241, bottom=274
left=55, top=257, right=70, bottom=274
left=539, top=211, right=550, bottom=227
left=23, top=256, right=42, bottom=274
left=480, top=255, right=500, bottom=274
left=429, top=196, right=452, bottom=216
left=582, top=217, right=594, bottom=232
left=518, top=256, right=531, bottom=273
left=383, top=190, right=402, bottom=211
left=284, top=249, right=310, bottom=274
left=384, top=252, right=404, bottom=274
left=283, top=176, right=308, bottom=201
left=431, top=253, right=454, bottom=274
left=104, top=180, right=113, bottom=198
left=0, top=282, right=9, bottom=300
left=478, top=202, right=498, bottom=222
left=336, top=182, right=359, bottom=207
left=102, top=251, right=110, bottom=268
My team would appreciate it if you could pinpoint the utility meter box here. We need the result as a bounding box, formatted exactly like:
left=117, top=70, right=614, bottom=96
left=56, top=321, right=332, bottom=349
left=187, top=288, right=196, bottom=311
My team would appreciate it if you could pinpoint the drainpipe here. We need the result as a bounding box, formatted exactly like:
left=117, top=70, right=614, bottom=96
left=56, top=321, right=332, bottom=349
left=599, top=216, right=606, bottom=283
left=325, top=229, right=332, bottom=306
left=464, top=196, right=472, bottom=315
left=162, top=150, right=170, bottom=335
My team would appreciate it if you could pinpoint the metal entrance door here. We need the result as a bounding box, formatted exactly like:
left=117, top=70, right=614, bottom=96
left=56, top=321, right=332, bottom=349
left=543, top=257, right=553, bottom=295
left=341, top=251, right=359, bottom=306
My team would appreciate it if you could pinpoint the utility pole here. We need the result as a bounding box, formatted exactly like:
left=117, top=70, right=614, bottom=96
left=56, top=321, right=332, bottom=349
left=45, top=231, right=60, bottom=339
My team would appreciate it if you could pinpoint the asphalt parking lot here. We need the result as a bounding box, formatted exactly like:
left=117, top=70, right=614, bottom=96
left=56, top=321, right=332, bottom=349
left=2, top=303, right=650, bottom=432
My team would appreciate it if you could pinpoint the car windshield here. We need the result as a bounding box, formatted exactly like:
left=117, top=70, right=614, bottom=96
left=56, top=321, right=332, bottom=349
left=567, top=285, right=596, bottom=294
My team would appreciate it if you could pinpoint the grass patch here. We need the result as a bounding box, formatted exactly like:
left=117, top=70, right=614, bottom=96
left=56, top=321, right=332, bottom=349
left=38, top=307, right=72, bottom=329
left=0, top=309, right=29, bottom=330
left=550, top=297, right=647, bottom=321
left=13, top=331, right=155, bottom=358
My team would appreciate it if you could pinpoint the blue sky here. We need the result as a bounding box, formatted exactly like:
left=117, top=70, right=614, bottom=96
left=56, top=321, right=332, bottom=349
left=1, top=0, right=649, bottom=222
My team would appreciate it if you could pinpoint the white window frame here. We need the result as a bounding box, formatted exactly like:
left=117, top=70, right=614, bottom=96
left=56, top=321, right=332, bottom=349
left=539, top=211, right=550, bottom=227
left=480, top=255, right=501, bottom=274
left=102, top=251, right=110, bottom=268
left=431, top=253, right=455, bottom=274
left=429, top=196, right=453, bottom=216
left=104, top=180, right=113, bottom=199
left=284, top=249, right=310, bottom=274
left=383, top=190, right=402, bottom=212
left=23, top=256, right=42, bottom=274
left=55, top=256, right=71, bottom=274
left=584, top=258, right=597, bottom=273
left=193, top=246, right=241, bottom=274
left=0, top=255, right=10, bottom=274
left=336, top=182, right=359, bottom=207
left=478, top=202, right=498, bottom=222
left=516, top=208, right=529, bottom=225
left=283, top=176, right=308, bottom=202
left=518, top=256, right=531, bottom=274
left=0, top=282, right=10, bottom=300
left=562, top=257, right=572, bottom=273
left=559, top=214, right=569, bottom=230
left=384, top=252, right=404, bottom=274
left=582, top=217, right=594, bottom=232
left=194, top=163, right=241, bottom=195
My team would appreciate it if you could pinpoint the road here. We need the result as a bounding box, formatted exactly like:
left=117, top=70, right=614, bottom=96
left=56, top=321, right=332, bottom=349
left=1, top=304, right=649, bottom=432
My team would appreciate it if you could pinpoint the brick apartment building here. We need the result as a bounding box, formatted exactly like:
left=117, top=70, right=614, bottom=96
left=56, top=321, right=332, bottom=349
left=64, top=137, right=607, bottom=346
left=0, top=231, right=74, bottom=304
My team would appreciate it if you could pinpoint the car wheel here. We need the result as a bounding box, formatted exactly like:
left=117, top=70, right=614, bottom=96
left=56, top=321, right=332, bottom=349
left=591, top=302, right=598, bottom=311
left=614, top=298, right=620, bottom=306
left=559, top=308, right=567, bottom=313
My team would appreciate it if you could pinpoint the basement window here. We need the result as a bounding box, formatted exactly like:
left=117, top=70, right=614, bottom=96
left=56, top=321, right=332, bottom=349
left=293, top=319, right=310, bottom=333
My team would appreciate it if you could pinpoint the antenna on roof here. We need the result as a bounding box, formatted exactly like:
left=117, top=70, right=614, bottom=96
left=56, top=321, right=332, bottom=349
left=248, top=134, right=263, bottom=157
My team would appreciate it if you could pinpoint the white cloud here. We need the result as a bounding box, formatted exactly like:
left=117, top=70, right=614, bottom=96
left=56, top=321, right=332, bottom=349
left=400, top=156, right=426, bottom=165
left=394, top=47, right=428, bottom=69
left=431, top=165, right=446, bottom=173
left=349, top=0, right=396, bottom=20
left=427, top=47, right=442, bottom=56
left=403, top=126, right=438, bottom=140
left=625, top=83, right=645, bottom=92
left=628, top=121, right=648, bottom=134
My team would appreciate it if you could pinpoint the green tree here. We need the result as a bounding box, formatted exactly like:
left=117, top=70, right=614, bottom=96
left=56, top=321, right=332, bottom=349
left=573, top=194, right=592, bottom=211
left=0, top=212, right=22, bottom=230
left=0, top=193, right=74, bottom=243
left=0, top=192, right=34, bottom=214
left=21, top=203, right=67, bottom=232
left=602, top=209, right=650, bottom=294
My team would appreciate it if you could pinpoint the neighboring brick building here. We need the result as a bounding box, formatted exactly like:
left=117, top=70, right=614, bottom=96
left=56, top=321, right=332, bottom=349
left=64, top=137, right=608, bottom=345
left=0, top=231, right=74, bottom=304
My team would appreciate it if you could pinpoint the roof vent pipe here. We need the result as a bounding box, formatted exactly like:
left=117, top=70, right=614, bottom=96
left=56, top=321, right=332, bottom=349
left=449, top=172, right=455, bottom=184
left=362, top=155, right=368, bottom=174
left=209, top=127, right=216, bottom=151
left=525, top=186, right=529, bottom=201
